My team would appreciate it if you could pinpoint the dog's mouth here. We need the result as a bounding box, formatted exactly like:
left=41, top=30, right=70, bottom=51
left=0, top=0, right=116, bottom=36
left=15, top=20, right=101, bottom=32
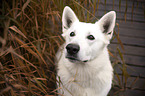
left=66, top=56, right=88, bottom=63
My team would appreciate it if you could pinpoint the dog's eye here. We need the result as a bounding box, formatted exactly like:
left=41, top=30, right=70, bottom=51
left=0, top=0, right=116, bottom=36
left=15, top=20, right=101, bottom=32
left=70, top=32, right=75, bottom=37
left=87, top=35, right=95, bottom=40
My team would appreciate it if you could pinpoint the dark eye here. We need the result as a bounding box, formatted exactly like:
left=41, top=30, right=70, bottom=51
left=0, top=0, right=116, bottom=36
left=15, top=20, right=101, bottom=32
left=87, top=35, right=95, bottom=40
left=70, top=32, right=75, bottom=37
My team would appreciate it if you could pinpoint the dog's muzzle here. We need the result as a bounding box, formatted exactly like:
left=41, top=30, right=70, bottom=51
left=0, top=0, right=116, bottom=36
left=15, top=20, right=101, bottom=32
left=66, top=44, right=80, bottom=55
left=66, top=44, right=88, bottom=63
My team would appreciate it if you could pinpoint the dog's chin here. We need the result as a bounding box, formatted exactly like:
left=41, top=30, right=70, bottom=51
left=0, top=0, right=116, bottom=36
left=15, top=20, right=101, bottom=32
left=66, top=56, right=88, bottom=63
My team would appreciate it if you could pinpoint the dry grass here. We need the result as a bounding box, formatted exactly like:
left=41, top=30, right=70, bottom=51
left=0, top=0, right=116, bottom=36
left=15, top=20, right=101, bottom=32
left=0, top=0, right=134, bottom=95
left=0, top=0, right=63, bottom=95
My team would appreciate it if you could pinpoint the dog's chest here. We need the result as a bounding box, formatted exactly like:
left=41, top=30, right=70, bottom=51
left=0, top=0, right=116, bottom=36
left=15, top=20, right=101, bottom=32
left=57, top=53, right=113, bottom=95
left=59, top=64, right=107, bottom=95
left=66, top=64, right=103, bottom=88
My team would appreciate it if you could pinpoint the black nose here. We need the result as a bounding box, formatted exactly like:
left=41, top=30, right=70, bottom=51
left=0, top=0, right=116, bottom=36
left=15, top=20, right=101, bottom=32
left=66, top=44, right=80, bottom=55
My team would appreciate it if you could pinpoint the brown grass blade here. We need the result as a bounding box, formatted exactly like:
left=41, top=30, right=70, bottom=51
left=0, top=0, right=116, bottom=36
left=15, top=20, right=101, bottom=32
left=22, top=0, right=31, bottom=12
left=8, top=46, right=37, bottom=69
left=14, top=35, right=40, bottom=59
left=72, top=0, right=97, bottom=20
left=9, top=26, right=27, bottom=38
left=32, top=77, right=47, bottom=94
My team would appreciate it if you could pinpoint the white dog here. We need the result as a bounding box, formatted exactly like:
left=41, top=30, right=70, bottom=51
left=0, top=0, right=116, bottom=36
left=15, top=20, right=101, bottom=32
left=56, top=6, right=116, bottom=96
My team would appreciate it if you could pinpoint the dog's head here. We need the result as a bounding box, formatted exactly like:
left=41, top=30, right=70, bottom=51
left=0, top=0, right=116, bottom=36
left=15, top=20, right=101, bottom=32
left=62, top=6, right=116, bottom=63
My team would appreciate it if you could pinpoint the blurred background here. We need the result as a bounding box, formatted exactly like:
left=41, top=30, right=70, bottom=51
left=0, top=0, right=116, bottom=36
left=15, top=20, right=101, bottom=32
left=0, top=0, right=145, bottom=96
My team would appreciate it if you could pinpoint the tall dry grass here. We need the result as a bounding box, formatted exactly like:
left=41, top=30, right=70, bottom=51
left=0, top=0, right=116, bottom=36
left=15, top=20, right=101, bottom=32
left=0, top=0, right=63, bottom=95
left=0, top=0, right=131, bottom=95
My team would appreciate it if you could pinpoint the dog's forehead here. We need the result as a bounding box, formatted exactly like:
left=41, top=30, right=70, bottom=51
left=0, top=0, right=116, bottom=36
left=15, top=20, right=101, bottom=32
left=72, top=22, right=101, bottom=35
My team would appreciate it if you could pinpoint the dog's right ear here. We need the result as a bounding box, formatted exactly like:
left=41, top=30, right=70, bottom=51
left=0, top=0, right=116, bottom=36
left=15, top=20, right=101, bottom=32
left=62, top=6, right=79, bottom=33
left=96, top=11, right=116, bottom=40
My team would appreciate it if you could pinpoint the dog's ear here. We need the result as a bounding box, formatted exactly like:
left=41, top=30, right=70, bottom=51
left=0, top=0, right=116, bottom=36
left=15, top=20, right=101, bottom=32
left=62, top=6, right=79, bottom=33
left=96, top=11, right=116, bottom=39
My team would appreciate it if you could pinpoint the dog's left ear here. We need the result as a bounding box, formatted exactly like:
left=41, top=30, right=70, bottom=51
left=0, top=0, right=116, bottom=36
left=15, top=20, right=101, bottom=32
left=62, top=6, right=79, bottom=33
left=96, top=11, right=116, bottom=39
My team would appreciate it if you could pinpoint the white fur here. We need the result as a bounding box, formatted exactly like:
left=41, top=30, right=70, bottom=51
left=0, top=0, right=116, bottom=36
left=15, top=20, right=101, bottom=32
left=56, top=6, right=116, bottom=96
